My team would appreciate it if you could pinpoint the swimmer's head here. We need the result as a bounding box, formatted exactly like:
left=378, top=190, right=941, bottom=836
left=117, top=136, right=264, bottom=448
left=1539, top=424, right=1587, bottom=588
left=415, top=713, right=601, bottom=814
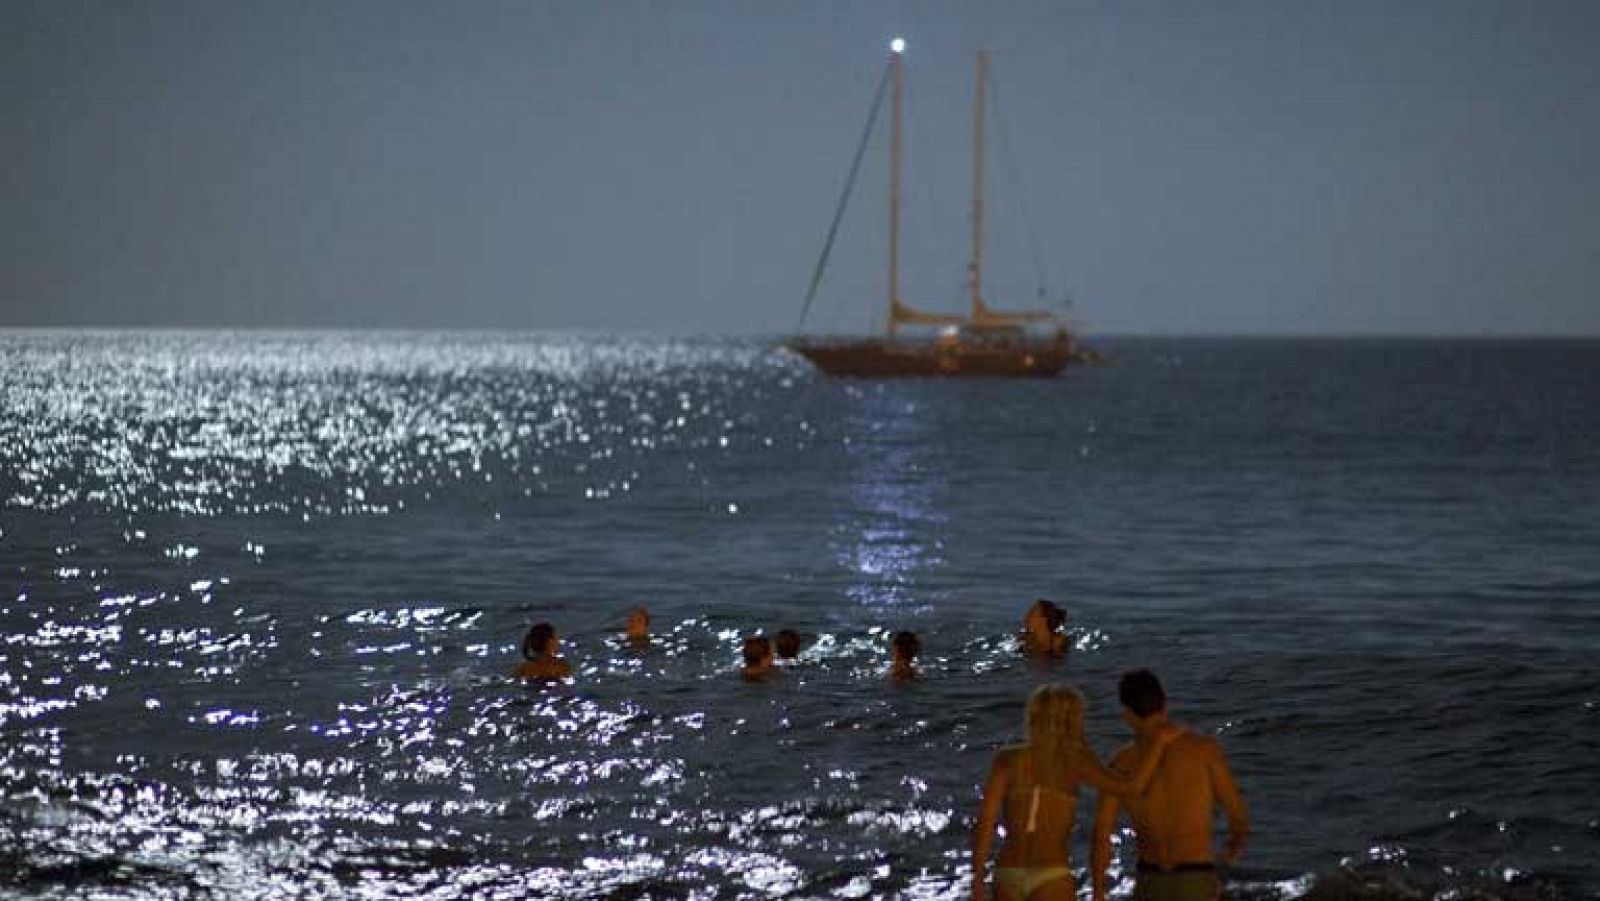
left=774, top=629, right=802, bottom=660
left=625, top=607, right=650, bottom=640
left=742, top=635, right=773, bottom=668
left=1026, top=682, right=1086, bottom=746
left=890, top=630, right=920, bottom=663
left=1118, top=668, right=1167, bottom=720
left=522, top=622, right=558, bottom=659
left=1025, top=599, right=1067, bottom=634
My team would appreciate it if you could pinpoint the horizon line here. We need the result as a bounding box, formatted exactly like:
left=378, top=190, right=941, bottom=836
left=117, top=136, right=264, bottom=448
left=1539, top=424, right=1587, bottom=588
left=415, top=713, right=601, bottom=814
left=3, top=325, right=1600, bottom=341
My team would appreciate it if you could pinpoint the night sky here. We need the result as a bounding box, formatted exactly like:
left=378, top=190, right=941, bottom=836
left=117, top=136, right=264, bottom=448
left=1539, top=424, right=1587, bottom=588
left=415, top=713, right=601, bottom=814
left=6, top=0, right=1598, bottom=335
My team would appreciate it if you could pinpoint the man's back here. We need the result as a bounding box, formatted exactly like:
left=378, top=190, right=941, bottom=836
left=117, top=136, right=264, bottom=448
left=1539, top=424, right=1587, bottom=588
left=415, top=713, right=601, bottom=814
left=1107, top=732, right=1240, bottom=868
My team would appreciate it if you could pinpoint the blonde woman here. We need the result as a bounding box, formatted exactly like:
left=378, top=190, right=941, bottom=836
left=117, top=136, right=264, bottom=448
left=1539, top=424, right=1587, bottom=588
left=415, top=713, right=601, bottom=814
left=972, top=684, right=1180, bottom=901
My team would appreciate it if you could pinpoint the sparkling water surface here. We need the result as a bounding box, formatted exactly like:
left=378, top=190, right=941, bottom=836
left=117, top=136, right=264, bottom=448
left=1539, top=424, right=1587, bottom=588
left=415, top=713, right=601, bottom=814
left=2, top=332, right=1598, bottom=899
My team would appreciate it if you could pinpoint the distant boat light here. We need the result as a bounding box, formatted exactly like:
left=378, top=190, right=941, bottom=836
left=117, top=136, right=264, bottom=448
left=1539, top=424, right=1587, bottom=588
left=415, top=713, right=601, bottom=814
left=890, top=38, right=906, bottom=55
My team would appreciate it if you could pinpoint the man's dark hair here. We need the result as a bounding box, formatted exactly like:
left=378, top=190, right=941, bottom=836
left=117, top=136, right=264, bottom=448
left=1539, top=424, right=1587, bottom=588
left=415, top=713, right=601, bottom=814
left=1035, top=599, right=1067, bottom=632
left=1118, top=668, right=1167, bottom=718
left=522, top=623, right=556, bottom=660
left=774, top=629, right=802, bottom=659
left=891, top=630, right=921, bottom=661
left=742, top=635, right=772, bottom=667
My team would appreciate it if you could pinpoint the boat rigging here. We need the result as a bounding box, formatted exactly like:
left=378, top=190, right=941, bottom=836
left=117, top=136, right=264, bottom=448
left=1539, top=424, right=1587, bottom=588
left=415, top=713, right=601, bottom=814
left=786, top=40, right=1092, bottom=377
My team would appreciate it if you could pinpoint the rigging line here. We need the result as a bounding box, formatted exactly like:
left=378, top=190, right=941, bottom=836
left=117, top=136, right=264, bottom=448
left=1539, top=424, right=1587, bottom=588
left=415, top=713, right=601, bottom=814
left=989, top=72, right=1051, bottom=302
left=796, top=62, right=892, bottom=332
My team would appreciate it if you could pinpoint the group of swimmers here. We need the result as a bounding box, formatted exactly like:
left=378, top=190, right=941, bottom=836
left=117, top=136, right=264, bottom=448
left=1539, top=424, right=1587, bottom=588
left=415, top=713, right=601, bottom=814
left=512, top=598, right=1070, bottom=684
left=512, top=599, right=1249, bottom=901
left=736, top=627, right=922, bottom=681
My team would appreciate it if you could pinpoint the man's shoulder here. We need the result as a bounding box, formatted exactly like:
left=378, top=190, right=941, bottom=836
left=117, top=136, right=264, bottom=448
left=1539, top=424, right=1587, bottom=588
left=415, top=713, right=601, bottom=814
left=1169, top=729, right=1224, bottom=761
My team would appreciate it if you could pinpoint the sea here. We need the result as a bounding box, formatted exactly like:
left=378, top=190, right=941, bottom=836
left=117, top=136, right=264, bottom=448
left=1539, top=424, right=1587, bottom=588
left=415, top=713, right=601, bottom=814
left=2, top=331, right=1597, bottom=900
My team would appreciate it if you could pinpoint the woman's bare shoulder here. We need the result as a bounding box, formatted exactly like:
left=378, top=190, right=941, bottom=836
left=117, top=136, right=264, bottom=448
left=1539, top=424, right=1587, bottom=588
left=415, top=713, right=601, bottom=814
left=991, top=743, right=1030, bottom=769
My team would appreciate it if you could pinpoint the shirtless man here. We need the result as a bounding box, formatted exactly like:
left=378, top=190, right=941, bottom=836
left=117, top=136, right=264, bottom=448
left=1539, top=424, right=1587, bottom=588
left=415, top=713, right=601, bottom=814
left=774, top=629, right=803, bottom=662
left=514, top=623, right=572, bottom=680
left=624, top=607, right=651, bottom=647
left=1090, top=670, right=1248, bottom=901
left=889, top=630, right=920, bottom=682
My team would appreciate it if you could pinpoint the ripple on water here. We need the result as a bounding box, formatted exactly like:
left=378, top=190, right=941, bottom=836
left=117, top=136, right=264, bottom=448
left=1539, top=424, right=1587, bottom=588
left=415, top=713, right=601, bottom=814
left=0, top=332, right=811, bottom=518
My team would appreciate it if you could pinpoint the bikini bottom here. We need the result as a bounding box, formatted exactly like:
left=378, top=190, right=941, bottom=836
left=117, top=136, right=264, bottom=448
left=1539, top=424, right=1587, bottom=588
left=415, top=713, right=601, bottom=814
left=993, top=866, right=1074, bottom=900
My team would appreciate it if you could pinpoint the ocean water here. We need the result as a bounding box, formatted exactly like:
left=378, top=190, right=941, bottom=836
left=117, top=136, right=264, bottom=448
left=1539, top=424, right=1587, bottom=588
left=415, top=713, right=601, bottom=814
left=2, top=331, right=1597, bottom=900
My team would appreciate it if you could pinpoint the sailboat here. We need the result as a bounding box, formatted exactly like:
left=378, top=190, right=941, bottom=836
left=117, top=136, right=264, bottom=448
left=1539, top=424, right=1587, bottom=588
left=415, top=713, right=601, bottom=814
left=786, top=42, right=1090, bottom=378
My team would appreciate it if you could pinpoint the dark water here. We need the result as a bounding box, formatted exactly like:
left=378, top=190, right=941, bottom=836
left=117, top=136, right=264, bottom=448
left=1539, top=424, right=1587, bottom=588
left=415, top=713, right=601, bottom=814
left=2, top=331, right=1597, bottom=900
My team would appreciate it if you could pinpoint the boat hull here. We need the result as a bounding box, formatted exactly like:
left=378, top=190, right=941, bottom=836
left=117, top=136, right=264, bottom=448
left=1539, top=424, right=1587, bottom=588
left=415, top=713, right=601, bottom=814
left=785, top=336, right=1081, bottom=377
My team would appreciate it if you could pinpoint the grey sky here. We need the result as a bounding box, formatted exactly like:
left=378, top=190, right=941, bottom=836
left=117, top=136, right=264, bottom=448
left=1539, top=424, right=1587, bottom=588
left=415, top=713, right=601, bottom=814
left=5, top=0, right=1598, bottom=335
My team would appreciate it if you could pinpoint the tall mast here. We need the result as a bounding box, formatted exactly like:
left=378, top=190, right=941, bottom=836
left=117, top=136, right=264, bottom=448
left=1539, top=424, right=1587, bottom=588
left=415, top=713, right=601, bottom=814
left=888, top=40, right=904, bottom=336
left=969, top=49, right=988, bottom=317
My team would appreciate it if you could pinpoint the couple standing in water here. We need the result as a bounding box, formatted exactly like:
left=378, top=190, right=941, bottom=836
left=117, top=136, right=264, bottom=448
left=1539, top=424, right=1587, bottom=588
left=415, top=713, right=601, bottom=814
left=973, top=670, right=1248, bottom=901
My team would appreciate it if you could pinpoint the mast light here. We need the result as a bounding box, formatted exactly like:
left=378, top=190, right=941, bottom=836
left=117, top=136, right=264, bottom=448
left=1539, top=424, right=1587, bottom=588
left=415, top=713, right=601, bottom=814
left=890, top=38, right=906, bottom=55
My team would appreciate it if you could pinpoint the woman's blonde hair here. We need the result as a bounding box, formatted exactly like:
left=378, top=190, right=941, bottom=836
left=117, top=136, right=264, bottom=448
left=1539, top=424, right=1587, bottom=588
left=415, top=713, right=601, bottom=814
left=1025, top=683, right=1086, bottom=750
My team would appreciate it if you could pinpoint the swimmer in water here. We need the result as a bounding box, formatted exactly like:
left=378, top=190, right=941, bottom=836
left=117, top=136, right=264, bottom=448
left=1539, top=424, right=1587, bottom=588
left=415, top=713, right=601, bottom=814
left=1020, top=599, right=1069, bottom=657
left=740, top=635, right=776, bottom=681
left=774, top=629, right=802, bottom=662
left=972, top=683, right=1181, bottom=901
left=513, top=622, right=571, bottom=680
left=890, top=630, right=920, bottom=681
left=624, top=606, right=650, bottom=646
